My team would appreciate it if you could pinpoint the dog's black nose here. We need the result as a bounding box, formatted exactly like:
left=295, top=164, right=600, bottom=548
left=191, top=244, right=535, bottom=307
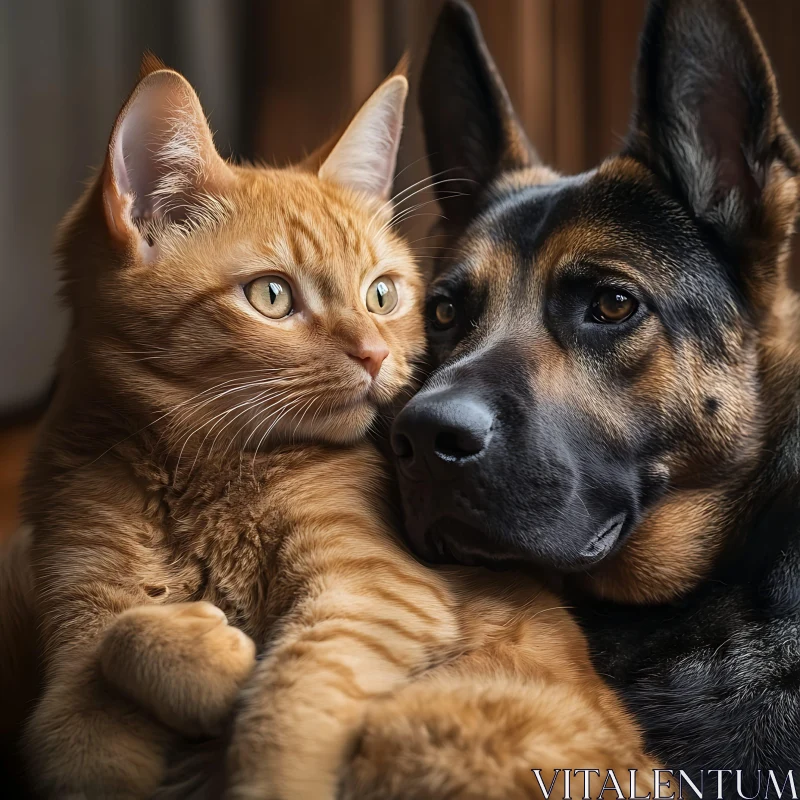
left=392, top=391, right=494, bottom=477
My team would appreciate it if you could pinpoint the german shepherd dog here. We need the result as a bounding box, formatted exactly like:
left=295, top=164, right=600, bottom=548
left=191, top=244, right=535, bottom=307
left=397, top=0, right=800, bottom=787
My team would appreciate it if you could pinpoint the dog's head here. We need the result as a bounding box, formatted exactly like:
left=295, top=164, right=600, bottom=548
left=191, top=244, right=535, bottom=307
left=394, top=0, right=800, bottom=602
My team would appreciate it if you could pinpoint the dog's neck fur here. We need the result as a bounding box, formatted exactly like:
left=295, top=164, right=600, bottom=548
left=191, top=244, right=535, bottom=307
left=729, top=290, right=800, bottom=596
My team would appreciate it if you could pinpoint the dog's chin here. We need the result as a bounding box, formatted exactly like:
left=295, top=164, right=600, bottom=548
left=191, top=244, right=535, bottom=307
left=417, top=517, right=530, bottom=570
left=403, top=509, right=632, bottom=574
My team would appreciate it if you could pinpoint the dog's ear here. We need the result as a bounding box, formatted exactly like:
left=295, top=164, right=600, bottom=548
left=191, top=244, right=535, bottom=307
left=419, top=0, right=536, bottom=229
left=627, top=0, right=800, bottom=249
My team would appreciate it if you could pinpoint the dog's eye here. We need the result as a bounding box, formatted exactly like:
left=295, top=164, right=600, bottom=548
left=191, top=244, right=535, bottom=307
left=590, top=289, right=637, bottom=324
left=432, top=299, right=456, bottom=329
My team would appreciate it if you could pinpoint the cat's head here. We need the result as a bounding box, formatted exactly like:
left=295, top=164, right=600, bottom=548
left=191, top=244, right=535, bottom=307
left=57, top=58, right=424, bottom=452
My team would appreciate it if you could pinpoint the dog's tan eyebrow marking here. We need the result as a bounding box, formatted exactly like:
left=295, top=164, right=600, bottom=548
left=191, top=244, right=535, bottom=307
left=552, top=256, right=651, bottom=289
left=492, top=165, right=561, bottom=195
left=595, top=156, right=654, bottom=184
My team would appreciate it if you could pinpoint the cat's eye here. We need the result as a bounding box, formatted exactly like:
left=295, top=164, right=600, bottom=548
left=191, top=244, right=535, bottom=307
left=246, top=276, right=293, bottom=319
left=590, top=289, right=637, bottom=324
left=433, top=299, right=456, bottom=329
left=366, top=276, right=398, bottom=315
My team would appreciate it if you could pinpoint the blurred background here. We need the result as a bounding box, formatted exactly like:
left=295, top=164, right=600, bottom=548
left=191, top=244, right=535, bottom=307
left=2, top=0, right=800, bottom=539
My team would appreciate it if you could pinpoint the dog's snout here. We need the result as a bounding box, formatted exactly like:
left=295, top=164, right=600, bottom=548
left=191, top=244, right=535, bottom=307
left=392, top=392, right=494, bottom=476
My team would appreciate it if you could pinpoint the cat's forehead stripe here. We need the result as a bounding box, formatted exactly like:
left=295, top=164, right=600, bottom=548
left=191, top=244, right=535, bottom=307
left=285, top=213, right=327, bottom=260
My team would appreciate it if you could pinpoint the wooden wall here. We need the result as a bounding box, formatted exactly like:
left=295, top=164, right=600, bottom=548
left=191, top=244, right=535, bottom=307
left=247, top=1, right=800, bottom=169
left=247, top=0, right=644, bottom=173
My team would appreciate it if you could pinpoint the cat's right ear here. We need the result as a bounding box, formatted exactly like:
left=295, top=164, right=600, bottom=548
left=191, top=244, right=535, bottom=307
left=102, top=64, right=234, bottom=261
left=419, top=0, right=536, bottom=228
left=318, top=74, right=408, bottom=202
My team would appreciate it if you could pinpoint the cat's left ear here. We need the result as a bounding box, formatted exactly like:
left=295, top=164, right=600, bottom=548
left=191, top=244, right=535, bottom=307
left=102, top=61, right=234, bottom=259
left=318, top=74, right=408, bottom=201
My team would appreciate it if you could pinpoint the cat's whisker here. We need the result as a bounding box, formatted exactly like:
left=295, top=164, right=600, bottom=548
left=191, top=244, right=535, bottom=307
left=382, top=177, right=470, bottom=225
left=186, top=386, right=295, bottom=476
left=215, top=387, right=301, bottom=461
left=166, top=383, right=275, bottom=437
left=173, top=383, right=276, bottom=471
left=385, top=211, right=449, bottom=233
left=262, top=397, right=305, bottom=444
left=409, top=244, right=468, bottom=256
left=238, top=389, right=307, bottom=456
left=390, top=191, right=467, bottom=223
left=217, top=399, right=284, bottom=462
left=248, top=396, right=307, bottom=472
left=404, top=234, right=448, bottom=247
left=409, top=253, right=462, bottom=260
left=387, top=170, right=473, bottom=211
left=290, top=396, right=318, bottom=443
left=370, top=168, right=457, bottom=226
left=156, top=369, right=292, bottom=432
left=165, top=375, right=297, bottom=435
left=370, top=171, right=474, bottom=235
left=382, top=198, right=440, bottom=233
left=386, top=154, right=441, bottom=193
left=306, top=395, right=325, bottom=439
left=81, top=372, right=290, bottom=470
left=175, top=383, right=298, bottom=477
left=381, top=195, right=465, bottom=235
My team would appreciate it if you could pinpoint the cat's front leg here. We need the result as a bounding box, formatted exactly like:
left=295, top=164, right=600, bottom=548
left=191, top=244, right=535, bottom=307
left=224, top=599, right=408, bottom=800
left=25, top=650, right=176, bottom=800
left=99, top=601, right=256, bottom=737
left=224, top=573, right=458, bottom=800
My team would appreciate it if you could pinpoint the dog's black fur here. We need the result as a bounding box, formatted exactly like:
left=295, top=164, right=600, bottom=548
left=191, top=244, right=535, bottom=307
left=400, top=0, right=800, bottom=786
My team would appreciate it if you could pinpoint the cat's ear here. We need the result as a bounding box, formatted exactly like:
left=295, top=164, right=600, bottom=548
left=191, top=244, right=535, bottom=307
left=626, top=0, right=800, bottom=246
left=102, top=63, right=234, bottom=259
left=318, top=74, right=408, bottom=201
left=419, top=0, right=536, bottom=229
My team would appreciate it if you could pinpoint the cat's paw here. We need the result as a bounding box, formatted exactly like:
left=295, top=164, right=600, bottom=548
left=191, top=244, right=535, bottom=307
left=99, top=601, right=256, bottom=737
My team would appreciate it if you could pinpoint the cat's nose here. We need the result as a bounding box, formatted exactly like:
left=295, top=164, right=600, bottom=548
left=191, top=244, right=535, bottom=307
left=348, top=339, right=389, bottom=379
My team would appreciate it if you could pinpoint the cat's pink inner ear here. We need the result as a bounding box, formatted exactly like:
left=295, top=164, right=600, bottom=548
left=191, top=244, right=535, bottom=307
left=318, top=75, right=408, bottom=202
left=103, top=69, right=233, bottom=249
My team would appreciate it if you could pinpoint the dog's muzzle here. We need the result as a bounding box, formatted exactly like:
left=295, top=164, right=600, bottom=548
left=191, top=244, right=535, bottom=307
left=392, top=372, right=643, bottom=572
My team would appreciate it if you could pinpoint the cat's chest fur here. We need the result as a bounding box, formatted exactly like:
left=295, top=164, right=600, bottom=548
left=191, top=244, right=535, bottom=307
left=149, top=442, right=389, bottom=646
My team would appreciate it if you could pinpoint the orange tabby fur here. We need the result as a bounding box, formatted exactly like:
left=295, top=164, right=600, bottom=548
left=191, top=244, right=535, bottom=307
left=9, top=61, right=657, bottom=798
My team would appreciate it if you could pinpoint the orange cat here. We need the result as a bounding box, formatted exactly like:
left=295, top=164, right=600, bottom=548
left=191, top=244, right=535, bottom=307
left=16, top=59, right=656, bottom=799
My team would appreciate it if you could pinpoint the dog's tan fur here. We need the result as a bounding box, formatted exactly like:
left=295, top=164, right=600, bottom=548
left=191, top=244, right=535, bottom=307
left=4, top=61, right=657, bottom=798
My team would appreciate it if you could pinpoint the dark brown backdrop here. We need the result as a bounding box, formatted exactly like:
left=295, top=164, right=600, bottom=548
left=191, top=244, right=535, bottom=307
left=249, top=1, right=800, bottom=174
